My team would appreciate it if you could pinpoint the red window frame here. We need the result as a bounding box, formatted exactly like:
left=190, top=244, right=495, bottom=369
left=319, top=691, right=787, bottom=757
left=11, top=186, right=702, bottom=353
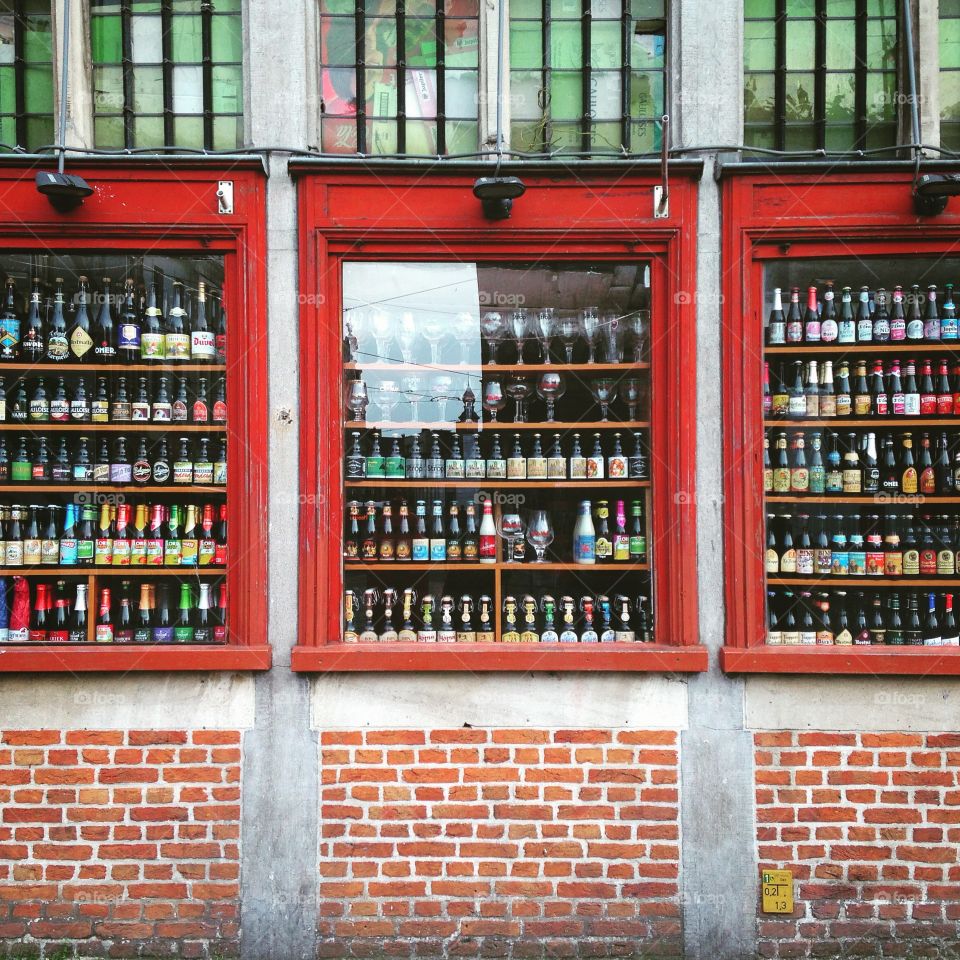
left=291, top=161, right=706, bottom=672
left=0, top=160, right=270, bottom=672
left=720, top=162, right=960, bottom=676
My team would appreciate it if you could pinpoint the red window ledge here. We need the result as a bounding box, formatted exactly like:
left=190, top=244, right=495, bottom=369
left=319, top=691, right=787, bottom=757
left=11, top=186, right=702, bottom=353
left=0, top=644, right=272, bottom=672
left=292, top=643, right=707, bottom=673
left=721, top=646, right=960, bottom=676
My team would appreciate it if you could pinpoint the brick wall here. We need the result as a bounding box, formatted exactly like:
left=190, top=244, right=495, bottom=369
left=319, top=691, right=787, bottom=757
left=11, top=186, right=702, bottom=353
left=754, top=731, right=960, bottom=959
left=0, top=729, right=242, bottom=960
left=318, top=727, right=681, bottom=959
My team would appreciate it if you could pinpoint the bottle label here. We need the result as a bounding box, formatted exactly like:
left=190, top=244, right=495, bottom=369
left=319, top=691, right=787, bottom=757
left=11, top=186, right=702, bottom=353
left=132, top=402, right=150, bottom=421
left=569, top=457, right=587, bottom=480
left=118, top=323, right=140, bottom=351
left=574, top=533, right=596, bottom=564
left=181, top=539, right=199, bottom=566
left=809, top=466, right=825, bottom=494
left=786, top=321, right=802, bottom=341
left=216, top=335, right=226, bottom=364
left=445, top=460, right=465, bottom=479
left=192, top=400, right=208, bottom=423
left=608, top=455, right=627, bottom=479
left=796, top=548, right=814, bottom=575
left=815, top=549, right=832, bottom=574
left=903, top=549, right=920, bottom=575
left=819, top=396, right=836, bottom=418
left=132, top=459, right=151, bottom=484
left=907, top=319, right=924, bottom=340
left=146, top=538, right=164, bottom=565
left=938, top=395, right=953, bottom=416
left=46, top=334, right=68, bottom=360
left=173, top=460, right=193, bottom=484
left=94, top=342, right=117, bottom=360
left=345, top=455, right=365, bottom=479
left=76, top=539, right=94, bottom=563
left=153, top=403, right=172, bottom=423
left=152, top=626, right=174, bottom=643
left=112, top=540, right=131, bottom=565
left=429, top=539, right=446, bottom=562
left=165, top=332, right=190, bottom=361
left=943, top=318, right=959, bottom=341
left=164, top=541, right=183, bottom=566
left=842, top=469, right=862, bottom=494
left=866, top=548, right=885, bottom=575
left=788, top=396, right=806, bottom=417
left=112, top=401, right=132, bottom=421
left=91, top=400, right=109, bottom=422
left=110, top=463, right=133, bottom=483
left=938, top=550, right=955, bottom=575
left=70, top=400, right=90, bottom=421
left=821, top=320, right=838, bottom=342
left=904, top=393, right=920, bottom=416
left=831, top=552, right=849, bottom=576
left=772, top=468, right=790, bottom=493
left=70, top=327, right=93, bottom=359
left=478, top=534, right=496, bottom=560
left=526, top=457, right=546, bottom=480
left=0, top=319, right=19, bottom=357
left=506, top=458, right=526, bottom=480
left=194, top=461, right=213, bottom=484
left=213, top=460, right=226, bottom=485
left=140, top=332, right=165, bottom=359
left=95, top=625, right=114, bottom=643
left=465, top=459, right=485, bottom=479
left=23, top=539, right=41, bottom=565
left=95, top=539, right=113, bottom=565
left=3, top=541, right=21, bottom=566
left=131, top=539, right=147, bottom=565
left=857, top=320, right=873, bottom=341
left=49, top=399, right=69, bottom=422
left=835, top=395, right=851, bottom=417
left=853, top=395, right=871, bottom=416
left=191, top=331, right=216, bottom=360
left=386, top=455, right=405, bottom=478
left=28, top=400, right=48, bottom=421
left=153, top=460, right=171, bottom=484
left=586, top=456, right=604, bottom=479
left=485, top=460, right=506, bottom=479
left=806, top=320, right=821, bottom=341
left=888, top=318, right=904, bottom=340
left=59, top=537, right=78, bottom=565
left=768, top=322, right=785, bottom=345
left=412, top=538, right=429, bottom=561
left=173, top=400, right=188, bottom=421
left=884, top=552, right=903, bottom=576
left=790, top=468, right=809, bottom=492
left=546, top=457, right=566, bottom=480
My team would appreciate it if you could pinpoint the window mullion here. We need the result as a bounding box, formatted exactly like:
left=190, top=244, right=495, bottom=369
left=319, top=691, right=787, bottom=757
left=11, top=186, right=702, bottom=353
left=13, top=0, right=25, bottom=149
left=580, top=0, right=591, bottom=154
left=621, top=4, right=632, bottom=154
left=814, top=0, right=826, bottom=150
left=397, top=0, right=406, bottom=154
left=774, top=0, right=786, bottom=152
left=160, top=0, right=174, bottom=147
left=355, top=7, right=366, bottom=154
left=542, top=0, right=551, bottom=152
left=201, top=0, right=214, bottom=150
left=121, top=0, right=135, bottom=149
left=436, top=0, right=446, bottom=155
left=854, top=0, right=867, bottom=149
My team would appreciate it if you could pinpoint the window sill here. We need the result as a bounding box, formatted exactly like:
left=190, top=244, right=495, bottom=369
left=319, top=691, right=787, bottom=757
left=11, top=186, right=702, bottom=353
left=292, top=642, right=707, bottom=673
left=721, top=645, right=960, bottom=676
left=0, top=644, right=272, bottom=672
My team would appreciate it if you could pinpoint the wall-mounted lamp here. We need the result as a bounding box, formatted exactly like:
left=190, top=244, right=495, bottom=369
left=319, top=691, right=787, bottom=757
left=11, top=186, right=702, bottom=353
left=35, top=171, right=93, bottom=213
left=473, top=176, right=525, bottom=220
left=913, top=173, right=960, bottom=217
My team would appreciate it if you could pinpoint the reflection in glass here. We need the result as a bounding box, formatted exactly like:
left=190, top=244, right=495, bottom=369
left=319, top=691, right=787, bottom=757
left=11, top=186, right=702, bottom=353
left=482, top=379, right=506, bottom=421
left=481, top=311, right=506, bottom=364
left=346, top=379, right=369, bottom=422
left=537, top=307, right=556, bottom=363
left=505, top=374, right=532, bottom=422
left=536, top=372, right=566, bottom=422
left=510, top=308, right=529, bottom=365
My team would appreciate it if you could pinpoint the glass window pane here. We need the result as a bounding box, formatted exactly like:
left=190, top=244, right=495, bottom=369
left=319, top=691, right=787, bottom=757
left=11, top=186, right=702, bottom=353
left=366, top=18, right=399, bottom=68
left=22, top=10, right=51, bottom=62
left=405, top=69, right=438, bottom=120
left=824, top=72, right=855, bottom=121
left=94, top=114, right=124, bottom=148
left=825, top=21, right=851, bottom=70
left=826, top=0, right=856, bottom=14
left=867, top=0, right=896, bottom=14
left=866, top=17, right=897, bottom=71
left=941, top=27, right=960, bottom=71
left=446, top=70, right=478, bottom=118
left=173, top=64, right=204, bottom=114
left=592, top=0, right=623, bottom=18
left=133, top=114, right=164, bottom=147
left=322, top=115, right=359, bottom=152
left=784, top=20, right=815, bottom=71
left=549, top=120, right=581, bottom=150
left=445, top=118, right=478, bottom=152
left=783, top=124, right=816, bottom=150
left=171, top=15, right=203, bottom=62
left=823, top=123, right=856, bottom=150
left=553, top=0, right=582, bottom=18
left=943, top=0, right=960, bottom=16
left=511, top=120, right=545, bottom=151
left=864, top=121, right=895, bottom=148
left=25, top=114, right=52, bottom=149
left=510, top=21, right=542, bottom=69
left=366, top=69, right=397, bottom=116
left=784, top=72, right=815, bottom=121
left=744, top=124, right=776, bottom=148
left=132, top=66, right=164, bottom=113
left=511, top=0, right=542, bottom=17
left=445, top=18, right=478, bottom=67
left=0, top=115, right=17, bottom=146
left=321, top=0, right=355, bottom=12
left=744, top=73, right=775, bottom=123
left=322, top=16, right=356, bottom=65
left=632, top=28, right=665, bottom=69
left=212, top=65, right=243, bottom=114
left=23, top=65, right=52, bottom=114
left=404, top=118, right=436, bottom=153
left=744, top=20, right=776, bottom=72
left=551, top=22, right=582, bottom=69
left=631, top=0, right=664, bottom=15
left=511, top=71, right=543, bottom=121
left=131, top=15, right=163, bottom=63
left=785, top=0, right=816, bottom=16
left=551, top=73, right=583, bottom=121
left=173, top=114, right=204, bottom=147
left=592, top=72, right=622, bottom=120
left=866, top=71, right=895, bottom=121
left=591, top=22, right=621, bottom=69
left=367, top=117, right=397, bottom=153
left=93, top=65, right=125, bottom=114
left=91, top=14, right=123, bottom=63
left=322, top=67, right=356, bottom=115
left=744, top=0, right=776, bottom=16
left=407, top=19, right=438, bottom=67
left=0, top=65, right=14, bottom=113
left=590, top=120, right=623, bottom=151
left=942, top=71, right=960, bottom=122
left=630, top=70, right=663, bottom=118
left=942, top=122, right=960, bottom=152
left=213, top=114, right=243, bottom=150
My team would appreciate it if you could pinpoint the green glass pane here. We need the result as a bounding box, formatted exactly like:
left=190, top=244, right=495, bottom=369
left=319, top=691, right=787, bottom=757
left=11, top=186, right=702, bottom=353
left=132, top=65, right=163, bottom=113
left=173, top=64, right=203, bottom=113
left=783, top=124, right=816, bottom=150
left=866, top=71, right=895, bottom=121
left=93, top=65, right=124, bottom=114
left=133, top=115, right=164, bottom=147
left=322, top=16, right=356, bottom=65
left=590, top=120, right=623, bottom=152
left=592, top=72, right=621, bottom=120
left=511, top=120, right=546, bottom=152
left=865, top=122, right=896, bottom=148
left=446, top=70, right=478, bottom=118
left=321, top=115, right=358, bottom=153
left=744, top=20, right=776, bottom=72
left=365, top=0, right=395, bottom=11
left=744, top=73, right=775, bottom=123
left=210, top=0, right=242, bottom=10
left=630, top=70, right=663, bottom=118
left=25, top=115, right=53, bottom=151
left=445, top=18, right=478, bottom=67
left=943, top=0, right=960, bottom=17
left=591, top=22, right=620, bottom=69
left=130, top=1, right=162, bottom=11
left=744, top=124, right=776, bottom=148
left=366, top=68, right=396, bottom=116
left=550, top=72, right=582, bottom=120
left=826, top=21, right=852, bottom=70
left=0, top=15, right=13, bottom=66
left=549, top=122, right=581, bottom=151
left=213, top=115, right=243, bottom=150
left=942, top=122, right=960, bottom=152
left=405, top=118, right=436, bottom=153
left=321, top=0, right=354, bottom=12
left=825, top=72, right=855, bottom=120
left=94, top=115, right=125, bottom=149
left=0, top=66, right=14, bottom=114
left=941, top=70, right=960, bottom=121
left=407, top=0, right=435, bottom=13
left=632, top=28, right=665, bottom=69
left=785, top=0, right=815, bottom=16
left=866, top=17, right=897, bottom=70
left=367, top=117, right=397, bottom=154
left=91, top=14, right=123, bottom=63
left=553, top=0, right=581, bottom=18
left=0, top=116, right=15, bottom=148
left=173, top=114, right=204, bottom=147
left=211, top=64, right=242, bottom=113
left=826, top=0, right=856, bottom=14
left=784, top=20, right=815, bottom=71
left=941, top=26, right=960, bottom=70
left=445, top=118, right=478, bottom=153
left=23, top=65, right=52, bottom=114
left=131, top=15, right=163, bottom=62
left=171, top=0, right=202, bottom=11
left=510, top=21, right=542, bottom=69
left=511, top=70, right=543, bottom=121
left=407, top=18, right=437, bottom=67
left=784, top=72, right=815, bottom=120
left=824, top=123, right=856, bottom=150
left=23, top=11, right=52, bottom=62
left=551, top=22, right=582, bottom=69
left=744, top=0, right=775, bottom=16
left=592, top=0, right=622, bottom=19
left=510, top=0, right=541, bottom=17
left=629, top=115, right=660, bottom=152
left=366, top=18, right=398, bottom=67
left=171, top=15, right=203, bottom=62
left=866, top=0, right=896, bottom=15
left=630, top=0, right=664, bottom=16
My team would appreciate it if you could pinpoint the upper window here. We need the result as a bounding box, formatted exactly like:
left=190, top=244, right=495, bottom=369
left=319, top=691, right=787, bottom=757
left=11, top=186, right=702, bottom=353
left=744, top=0, right=899, bottom=153
left=509, top=0, right=666, bottom=156
left=941, top=0, right=960, bottom=151
left=319, top=0, right=480, bottom=156
left=0, top=0, right=54, bottom=152
left=90, top=0, right=244, bottom=151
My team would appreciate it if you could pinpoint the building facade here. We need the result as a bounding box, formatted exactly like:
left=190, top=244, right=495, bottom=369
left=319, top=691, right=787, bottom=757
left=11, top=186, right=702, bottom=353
left=0, top=2, right=959, bottom=960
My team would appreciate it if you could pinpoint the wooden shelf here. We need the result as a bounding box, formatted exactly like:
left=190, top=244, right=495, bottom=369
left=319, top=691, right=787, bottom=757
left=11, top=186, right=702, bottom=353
left=0, top=484, right=225, bottom=494
left=721, top=644, right=960, bottom=676
left=0, top=643, right=271, bottom=673
left=0, top=566, right=226, bottom=577
left=768, top=576, right=960, bottom=587
left=345, top=361, right=649, bottom=373
left=345, top=561, right=649, bottom=572
left=765, top=418, right=954, bottom=428
left=766, top=494, right=959, bottom=503
left=344, top=421, right=649, bottom=431
left=345, top=479, right=651, bottom=489
left=0, top=423, right=226, bottom=432
left=765, top=343, right=960, bottom=355
left=0, top=363, right=226, bottom=373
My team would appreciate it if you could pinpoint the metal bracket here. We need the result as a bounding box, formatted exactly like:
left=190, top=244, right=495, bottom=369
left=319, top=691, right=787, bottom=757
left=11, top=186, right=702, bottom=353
left=653, top=185, right=669, bottom=218
left=217, top=180, right=234, bottom=215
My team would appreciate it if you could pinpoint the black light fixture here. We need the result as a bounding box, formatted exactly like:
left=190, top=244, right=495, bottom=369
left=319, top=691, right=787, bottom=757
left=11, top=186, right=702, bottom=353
left=35, top=171, right=93, bottom=212
left=473, top=176, right=525, bottom=220
left=913, top=174, right=960, bottom=217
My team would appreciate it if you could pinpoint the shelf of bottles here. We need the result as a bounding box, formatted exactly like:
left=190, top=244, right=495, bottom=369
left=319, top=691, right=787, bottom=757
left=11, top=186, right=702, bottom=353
left=340, top=261, right=654, bottom=645
left=0, top=253, right=228, bottom=645
left=762, top=260, right=960, bottom=649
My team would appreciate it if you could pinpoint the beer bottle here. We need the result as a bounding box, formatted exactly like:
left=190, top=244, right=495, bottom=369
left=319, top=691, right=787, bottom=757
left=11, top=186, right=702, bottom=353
left=153, top=582, right=173, bottom=643
left=573, top=500, right=596, bottom=565
left=51, top=437, right=71, bottom=484
left=788, top=361, right=805, bottom=418
left=476, top=594, right=494, bottom=642
left=478, top=499, right=496, bottom=563
left=815, top=515, right=832, bottom=576
left=191, top=282, right=216, bottom=361
left=426, top=432, right=444, bottom=479
left=49, top=377, right=69, bottom=423
left=45, top=278, right=68, bottom=362
left=181, top=504, right=199, bottom=566
left=579, top=597, right=598, bottom=643
left=803, top=286, right=821, bottom=342
left=905, top=592, right=923, bottom=645
left=887, top=359, right=904, bottom=415
left=889, top=287, right=905, bottom=341
left=785, top=287, right=803, bottom=342
left=194, top=582, right=213, bottom=643
left=613, top=500, right=630, bottom=561
left=398, top=588, right=417, bottom=643
left=766, top=516, right=779, bottom=574
left=153, top=376, right=172, bottom=422
left=901, top=433, right=918, bottom=494
left=165, top=504, right=182, bottom=566
left=115, top=280, right=140, bottom=361
left=568, top=432, right=587, bottom=479
left=385, top=435, right=405, bottom=479
left=93, top=278, right=116, bottom=362
left=879, top=435, right=899, bottom=494
left=764, top=436, right=773, bottom=493
left=870, top=360, right=887, bottom=417
left=799, top=593, right=816, bottom=645
left=526, top=433, right=546, bottom=480
left=68, top=583, right=87, bottom=643
left=22, top=506, right=41, bottom=566
left=808, top=432, right=825, bottom=494
left=70, top=276, right=94, bottom=362
left=378, top=502, right=395, bottom=561
left=920, top=517, right=938, bottom=576
left=214, top=290, right=227, bottom=364
left=0, top=278, right=19, bottom=361
left=587, top=433, right=604, bottom=479
left=366, top=430, right=385, bottom=478
left=594, top=500, right=612, bottom=563
left=22, top=278, right=43, bottom=361
left=629, top=431, right=648, bottom=479
left=820, top=282, right=837, bottom=342
left=33, top=436, right=50, bottom=482
left=111, top=580, right=132, bottom=643
left=140, top=281, right=165, bottom=361
left=547, top=433, right=566, bottom=480
left=883, top=514, right=903, bottom=576
left=815, top=594, right=833, bottom=645
left=836, top=286, right=855, bottom=343
left=418, top=594, right=437, bottom=643
left=412, top=500, right=429, bottom=561
left=461, top=502, right=478, bottom=561
left=198, top=503, right=216, bottom=566
left=772, top=432, right=790, bottom=492
left=767, top=287, right=785, bottom=344
left=790, top=432, right=809, bottom=493
left=540, top=595, right=560, bottom=643
left=920, top=359, right=937, bottom=414
left=172, top=377, right=189, bottom=421
left=4, top=505, right=22, bottom=567
left=608, top=433, right=627, bottom=479
left=557, top=596, right=578, bottom=643
left=501, top=596, right=520, bottom=644
left=344, top=501, right=360, bottom=559
left=938, top=516, right=955, bottom=576
left=8, top=379, right=25, bottom=422
left=133, top=583, right=152, bottom=643
left=629, top=500, right=646, bottom=562
left=95, top=586, right=113, bottom=643
left=779, top=515, right=796, bottom=574
left=173, top=437, right=193, bottom=485
left=394, top=499, right=412, bottom=561
left=919, top=433, right=935, bottom=494
left=465, top=432, right=484, bottom=479
left=380, top=589, right=399, bottom=642
left=833, top=362, right=851, bottom=418
left=842, top=433, right=862, bottom=493
left=862, top=432, right=879, bottom=494
left=943, top=284, right=958, bottom=341
left=174, top=583, right=194, bottom=643
left=766, top=592, right=782, bottom=645
left=936, top=432, right=953, bottom=494
left=519, top=595, right=538, bottom=643
left=507, top=433, right=525, bottom=479
left=361, top=501, right=377, bottom=561
left=59, top=504, right=77, bottom=565
left=153, top=437, right=171, bottom=484
left=819, top=361, right=836, bottom=418
left=903, top=359, right=920, bottom=415
left=943, top=593, right=959, bottom=645
left=446, top=433, right=465, bottom=479
left=131, top=377, right=150, bottom=421
left=854, top=286, right=872, bottom=341
left=924, top=284, right=941, bottom=341
left=937, top=360, right=953, bottom=415
left=194, top=437, right=213, bottom=484
left=0, top=436, right=8, bottom=482
left=486, top=433, right=506, bottom=479
left=165, top=282, right=190, bottom=362
left=28, top=378, right=49, bottom=423
left=771, top=364, right=789, bottom=418
left=906, top=284, right=924, bottom=340
left=214, top=581, right=227, bottom=642
left=796, top=515, right=814, bottom=575
left=829, top=516, right=848, bottom=576
left=345, top=431, right=365, bottom=479
left=429, top=500, right=446, bottom=561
